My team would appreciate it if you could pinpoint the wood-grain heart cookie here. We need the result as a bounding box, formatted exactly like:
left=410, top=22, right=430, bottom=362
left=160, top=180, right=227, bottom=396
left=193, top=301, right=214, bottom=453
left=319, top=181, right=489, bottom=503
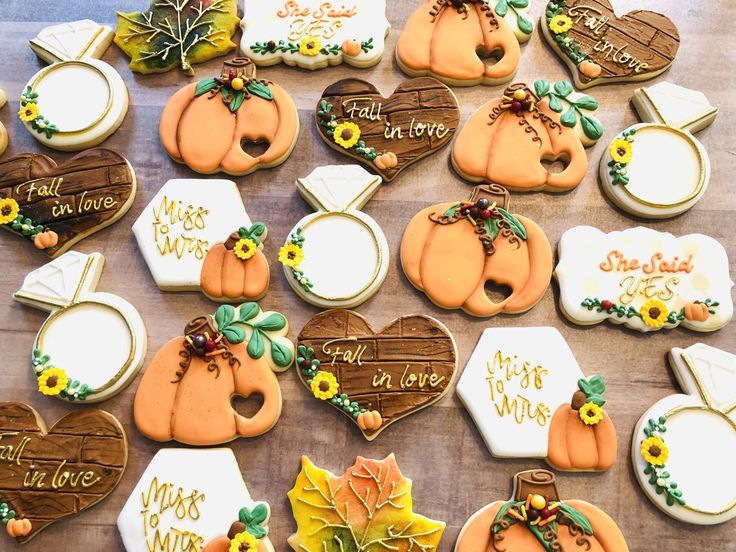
left=316, top=77, right=459, bottom=181
left=0, top=402, right=127, bottom=544
left=542, top=0, right=679, bottom=89
left=0, top=149, right=136, bottom=257
left=296, top=310, right=457, bottom=440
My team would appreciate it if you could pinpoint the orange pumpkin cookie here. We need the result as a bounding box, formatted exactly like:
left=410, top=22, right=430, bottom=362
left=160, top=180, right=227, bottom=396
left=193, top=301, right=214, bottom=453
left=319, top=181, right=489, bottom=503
left=457, top=327, right=616, bottom=471
left=133, top=302, right=294, bottom=446
left=452, top=81, right=603, bottom=192
left=160, top=57, right=298, bottom=175
left=400, top=184, right=552, bottom=317
left=456, top=469, right=629, bottom=551
left=396, top=0, right=534, bottom=86
left=202, top=503, right=273, bottom=552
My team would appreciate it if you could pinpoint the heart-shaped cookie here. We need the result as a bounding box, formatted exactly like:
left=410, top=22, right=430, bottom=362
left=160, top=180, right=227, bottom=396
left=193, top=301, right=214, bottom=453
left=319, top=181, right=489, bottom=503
left=316, top=77, right=459, bottom=181
left=542, top=0, right=679, bottom=89
left=296, top=310, right=457, bottom=440
left=0, top=403, right=127, bottom=543
left=0, top=149, right=136, bottom=257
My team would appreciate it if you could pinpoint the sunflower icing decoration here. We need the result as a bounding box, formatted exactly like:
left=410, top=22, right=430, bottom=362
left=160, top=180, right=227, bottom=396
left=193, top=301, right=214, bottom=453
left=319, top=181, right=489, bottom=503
left=299, top=36, right=322, bottom=56
left=572, top=375, right=607, bottom=426
left=607, top=128, right=636, bottom=186
left=278, top=227, right=312, bottom=292
left=639, top=416, right=684, bottom=507
left=230, top=224, right=266, bottom=261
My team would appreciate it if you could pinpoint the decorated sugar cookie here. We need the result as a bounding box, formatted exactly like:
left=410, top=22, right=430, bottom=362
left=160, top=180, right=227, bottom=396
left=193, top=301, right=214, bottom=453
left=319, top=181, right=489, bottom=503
left=134, top=302, right=293, bottom=445
left=19, top=21, right=128, bottom=151
left=288, top=455, right=445, bottom=551
left=296, top=310, right=457, bottom=440
left=555, top=226, right=734, bottom=332
left=133, top=179, right=270, bottom=302
left=632, top=344, right=736, bottom=525
left=0, top=149, right=136, bottom=257
left=542, top=0, right=680, bottom=89
left=160, top=57, right=299, bottom=175
left=241, top=0, right=390, bottom=70
left=601, top=82, right=717, bottom=218
left=455, top=469, right=629, bottom=551
left=118, top=448, right=274, bottom=552
left=316, top=77, right=459, bottom=181
left=0, top=402, right=127, bottom=544
left=452, top=80, right=603, bottom=192
left=115, top=0, right=240, bottom=75
left=457, top=327, right=616, bottom=471
left=400, top=184, right=553, bottom=317
left=14, top=252, right=147, bottom=403
left=0, top=89, right=8, bottom=157
left=396, top=0, right=534, bottom=86
left=279, top=166, right=389, bottom=308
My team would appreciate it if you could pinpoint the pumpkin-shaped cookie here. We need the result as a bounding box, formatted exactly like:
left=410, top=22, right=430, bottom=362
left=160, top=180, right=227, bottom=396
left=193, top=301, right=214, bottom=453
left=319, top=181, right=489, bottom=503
left=401, top=184, right=552, bottom=317
left=452, top=80, right=603, bottom=192
left=160, top=57, right=298, bottom=176
left=396, top=0, right=533, bottom=86
left=133, top=303, right=294, bottom=446
left=456, top=469, right=629, bottom=552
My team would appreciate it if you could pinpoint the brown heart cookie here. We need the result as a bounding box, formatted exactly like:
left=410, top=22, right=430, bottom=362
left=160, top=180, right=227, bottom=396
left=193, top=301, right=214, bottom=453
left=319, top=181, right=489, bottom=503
left=0, top=148, right=136, bottom=257
left=542, top=0, right=679, bottom=88
left=296, top=310, right=457, bottom=440
left=0, top=403, right=127, bottom=543
left=316, top=77, right=459, bottom=181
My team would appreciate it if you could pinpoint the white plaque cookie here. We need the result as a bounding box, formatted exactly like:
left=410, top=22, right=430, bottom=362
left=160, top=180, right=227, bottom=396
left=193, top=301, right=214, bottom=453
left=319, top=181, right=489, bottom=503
left=555, top=226, right=733, bottom=332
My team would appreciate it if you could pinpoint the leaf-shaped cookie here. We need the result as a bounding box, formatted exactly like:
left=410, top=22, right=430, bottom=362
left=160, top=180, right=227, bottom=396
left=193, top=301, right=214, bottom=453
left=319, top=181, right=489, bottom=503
left=288, top=455, right=445, bottom=551
left=114, top=0, right=240, bottom=75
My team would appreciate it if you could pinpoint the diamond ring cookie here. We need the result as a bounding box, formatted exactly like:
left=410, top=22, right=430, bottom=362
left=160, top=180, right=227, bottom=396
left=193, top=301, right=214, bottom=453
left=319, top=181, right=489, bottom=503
left=555, top=226, right=734, bottom=332
left=396, top=0, right=533, bottom=86
left=632, top=344, right=736, bottom=525
left=19, top=21, right=128, bottom=151
left=296, top=310, right=457, bottom=440
left=0, top=402, right=127, bottom=544
left=542, top=0, right=679, bottom=89
left=279, top=166, right=389, bottom=308
left=115, top=0, right=240, bottom=75
left=455, top=469, right=630, bottom=551
left=452, top=80, right=603, bottom=192
left=133, top=302, right=294, bottom=445
left=14, top=251, right=147, bottom=403
left=288, top=455, right=445, bottom=551
left=118, top=448, right=274, bottom=552
left=133, top=179, right=270, bottom=302
left=457, top=327, right=616, bottom=471
left=401, top=184, right=553, bottom=317
left=241, top=0, right=390, bottom=70
left=160, top=57, right=299, bottom=175
left=0, top=149, right=136, bottom=257
left=601, top=82, right=717, bottom=219
left=316, top=77, right=459, bottom=182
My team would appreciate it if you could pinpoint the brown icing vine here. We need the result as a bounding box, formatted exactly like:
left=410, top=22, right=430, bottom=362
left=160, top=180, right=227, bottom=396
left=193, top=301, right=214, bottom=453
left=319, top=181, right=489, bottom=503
left=488, top=84, right=562, bottom=146
left=176, top=316, right=240, bottom=382
left=430, top=0, right=499, bottom=29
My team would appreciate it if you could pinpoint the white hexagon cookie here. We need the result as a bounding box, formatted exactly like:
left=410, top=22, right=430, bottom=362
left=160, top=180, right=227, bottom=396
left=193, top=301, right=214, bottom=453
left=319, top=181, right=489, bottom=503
left=457, top=327, right=617, bottom=471
left=117, top=448, right=274, bottom=552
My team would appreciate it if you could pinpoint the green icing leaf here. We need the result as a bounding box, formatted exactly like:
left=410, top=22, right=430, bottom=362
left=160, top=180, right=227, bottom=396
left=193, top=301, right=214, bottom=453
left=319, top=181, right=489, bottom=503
left=254, top=313, right=287, bottom=331
left=498, top=208, right=527, bottom=240
left=237, top=303, right=260, bottom=323
left=574, top=95, right=598, bottom=110
left=586, top=375, right=606, bottom=395
left=247, top=328, right=265, bottom=359
left=510, top=0, right=528, bottom=7
left=239, top=504, right=269, bottom=538
left=247, top=80, right=274, bottom=101
left=495, top=0, right=508, bottom=17
left=559, top=502, right=594, bottom=536
left=534, top=79, right=550, bottom=98
left=215, top=304, right=235, bottom=329
left=548, top=94, right=563, bottom=113
left=527, top=521, right=555, bottom=552
left=222, top=325, right=245, bottom=344
left=580, top=114, right=604, bottom=141
left=442, top=203, right=461, bottom=218
left=516, top=12, right=533, bottom=34
left=492, top=500, right=522, bottom=534
left=194, top=78, right=218, bottom=97
left=271, top=340, right=293, bottom=368
left=560, top=107, right=577, bottom=127
left=554, top=80, right=574, bottom=97
left=229, top=90, right=246, bottom=112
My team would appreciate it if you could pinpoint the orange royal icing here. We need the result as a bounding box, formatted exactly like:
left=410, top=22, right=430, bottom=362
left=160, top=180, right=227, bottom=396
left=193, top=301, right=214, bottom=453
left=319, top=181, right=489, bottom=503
left=547, top=406, right=617, bottom=471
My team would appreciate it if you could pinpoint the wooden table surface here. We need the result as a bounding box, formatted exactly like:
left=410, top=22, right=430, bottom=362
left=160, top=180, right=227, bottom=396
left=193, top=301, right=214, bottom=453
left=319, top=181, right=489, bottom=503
left=0, top=0, right=734, bottom=550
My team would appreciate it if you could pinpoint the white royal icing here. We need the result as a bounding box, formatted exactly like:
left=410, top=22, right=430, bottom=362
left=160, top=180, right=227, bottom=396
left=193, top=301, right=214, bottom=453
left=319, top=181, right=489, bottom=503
left=555, top=226, right=733, bottom=332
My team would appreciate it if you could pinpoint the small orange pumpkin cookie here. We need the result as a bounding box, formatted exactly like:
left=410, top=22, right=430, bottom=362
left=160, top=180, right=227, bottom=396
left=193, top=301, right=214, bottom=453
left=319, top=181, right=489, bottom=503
left=160, top=57, right=298, bottom=175
left=452, top=80, right=603, bottom=192
left=133, top=302, right=294, bottom=446
left=396, top=0, right=534, bottom=86
left=456, top=469, right=630, bottom=551
left=400, top=184, right=552, bottom=317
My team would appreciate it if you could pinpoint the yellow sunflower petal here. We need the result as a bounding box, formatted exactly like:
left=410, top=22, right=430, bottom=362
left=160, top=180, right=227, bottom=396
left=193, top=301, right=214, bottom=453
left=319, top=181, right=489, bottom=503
left=549, top=14, right=573, bottom=34
left=640, top=299, right=669, bottom=328
left=609, top=138, right=633, bottom=164
left=311, top=372, right=339, bottom=400
left=234, top=238, right=257, bottom=260
left=333, top=122, right=361, bottom=149
left=18, top=102, right=40, bottom=122
left=299, top=36, right=322, bottom=56
left=640, top=436, right=669, bottom=465
left=37, top=368, right=69, bottom=396
left=229, top=531, right=258, bottom=552
left=279, top=243, right=304, bottom=268
left=578, top=402, right=603, bottom=425
left=0, top=198, right=20, bottom=225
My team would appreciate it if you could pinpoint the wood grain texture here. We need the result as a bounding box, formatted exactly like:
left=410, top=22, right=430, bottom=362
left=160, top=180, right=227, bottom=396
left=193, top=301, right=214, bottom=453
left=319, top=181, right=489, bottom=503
left=0, top=0, right=733, bottom=550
